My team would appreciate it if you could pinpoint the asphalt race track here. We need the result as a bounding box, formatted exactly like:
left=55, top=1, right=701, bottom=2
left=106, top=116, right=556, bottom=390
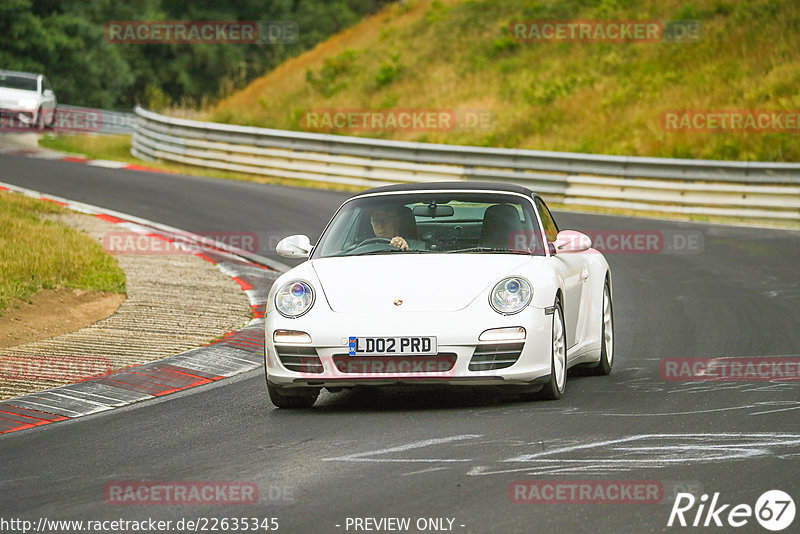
left=1, top=152, right=799, bottom=533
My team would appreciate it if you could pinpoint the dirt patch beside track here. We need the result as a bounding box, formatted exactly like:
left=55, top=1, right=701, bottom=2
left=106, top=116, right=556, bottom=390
left=0, top=289, right=124, bottom=348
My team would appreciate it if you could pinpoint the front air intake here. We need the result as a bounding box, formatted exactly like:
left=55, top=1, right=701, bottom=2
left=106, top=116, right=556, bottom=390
left=275, top=345, right=324, bottom=374
left=468, top=343, right=524, bottom=371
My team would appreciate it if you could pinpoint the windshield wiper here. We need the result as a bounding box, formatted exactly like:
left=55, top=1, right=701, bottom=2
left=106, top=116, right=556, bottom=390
left=445, top=247, right=532, bottom=255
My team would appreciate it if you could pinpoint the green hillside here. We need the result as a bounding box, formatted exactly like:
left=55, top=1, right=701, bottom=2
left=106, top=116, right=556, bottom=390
left=209, top=0, right=800, bottom=162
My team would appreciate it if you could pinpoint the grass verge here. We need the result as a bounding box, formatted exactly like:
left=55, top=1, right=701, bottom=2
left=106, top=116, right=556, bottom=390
left=209, top=0, right=800, bottom=162
left=0, top=190, right=126, bottom=316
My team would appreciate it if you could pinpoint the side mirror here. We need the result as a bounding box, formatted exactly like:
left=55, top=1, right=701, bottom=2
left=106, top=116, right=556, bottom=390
left=553, top=230, right=592, bottom=253
left=43, top=89, right=54, bottom=98
left=276, top=234, right=313, bottom=258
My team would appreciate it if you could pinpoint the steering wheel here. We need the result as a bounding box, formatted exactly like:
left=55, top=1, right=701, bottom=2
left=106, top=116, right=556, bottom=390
left=356, top=237, right=393, bottom=247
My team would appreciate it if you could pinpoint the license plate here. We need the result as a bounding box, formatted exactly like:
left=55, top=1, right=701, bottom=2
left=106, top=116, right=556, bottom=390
left=348, top=336, right=437, bottom=356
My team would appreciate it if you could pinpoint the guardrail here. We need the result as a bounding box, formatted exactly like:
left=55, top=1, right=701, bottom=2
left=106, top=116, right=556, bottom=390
left=132, top=106, right=800, bottom=222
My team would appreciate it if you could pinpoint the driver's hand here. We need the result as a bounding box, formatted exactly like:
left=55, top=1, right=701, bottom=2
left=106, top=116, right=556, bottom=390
left=390, top=236, right=409, bottom=250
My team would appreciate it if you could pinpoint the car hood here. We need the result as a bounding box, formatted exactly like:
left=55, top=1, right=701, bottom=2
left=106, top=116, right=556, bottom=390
left=0, top=88, right=38, bottom=107
left=311, top=254, right=532, bottom=313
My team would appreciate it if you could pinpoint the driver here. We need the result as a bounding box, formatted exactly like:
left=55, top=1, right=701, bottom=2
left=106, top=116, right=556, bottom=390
left=369, top=206, right=417, bottom=250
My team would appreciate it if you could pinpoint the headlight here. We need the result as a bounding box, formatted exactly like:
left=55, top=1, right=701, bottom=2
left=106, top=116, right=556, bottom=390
left=275, top=280, right=315, bottom=318
left=489, top=277, right=532, bottom=315
left=17, top=99, right=37, bottom=109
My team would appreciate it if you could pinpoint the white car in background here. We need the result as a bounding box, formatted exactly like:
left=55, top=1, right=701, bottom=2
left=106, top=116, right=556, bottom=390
left=265, top=182, right=614, bottom=408
left=0, top=70, right=57, bottom=130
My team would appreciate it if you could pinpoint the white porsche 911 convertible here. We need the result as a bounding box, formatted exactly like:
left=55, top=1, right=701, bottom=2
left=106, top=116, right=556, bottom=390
left=265, top=182, right=613, bottom=408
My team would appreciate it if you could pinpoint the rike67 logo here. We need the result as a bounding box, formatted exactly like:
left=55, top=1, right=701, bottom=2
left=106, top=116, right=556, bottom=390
left=668, top=490, right=795, bottom=531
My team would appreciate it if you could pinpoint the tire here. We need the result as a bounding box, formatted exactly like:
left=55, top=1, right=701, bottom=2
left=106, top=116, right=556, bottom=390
left=538, top=298, right=567, bottom=400
left=34, top=108, right=44, bottom=131
left=267, top=381, right=318, bottom=409
left=590, top=279, right=614, bottom=376
left=45, top=108, right=57, bottom=129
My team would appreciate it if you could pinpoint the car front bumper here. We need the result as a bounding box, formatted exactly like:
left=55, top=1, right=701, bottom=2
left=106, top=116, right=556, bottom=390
left=265, top=306, right=553, bottom=389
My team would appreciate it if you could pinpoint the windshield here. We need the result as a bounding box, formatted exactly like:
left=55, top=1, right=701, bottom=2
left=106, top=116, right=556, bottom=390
left=0, top=74, right=38, bottom=92
left=313, top=192, right=546, bottom=258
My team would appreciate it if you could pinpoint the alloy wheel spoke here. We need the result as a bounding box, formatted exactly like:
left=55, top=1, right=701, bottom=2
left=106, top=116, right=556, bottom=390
left=603, top=287, right=613, bottom=364
left=553, top=309, right=566, bottom=389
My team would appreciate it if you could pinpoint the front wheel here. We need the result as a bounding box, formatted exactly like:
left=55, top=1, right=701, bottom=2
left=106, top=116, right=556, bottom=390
left=591, top=279, right=614, bottom=376
left=267, top=382, right=319, bottom=409
left=34, top=108, right=44, bottom=131
left=45, top=108, right=57, bottom=129
left=538, top=298, right=567, bottom=400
